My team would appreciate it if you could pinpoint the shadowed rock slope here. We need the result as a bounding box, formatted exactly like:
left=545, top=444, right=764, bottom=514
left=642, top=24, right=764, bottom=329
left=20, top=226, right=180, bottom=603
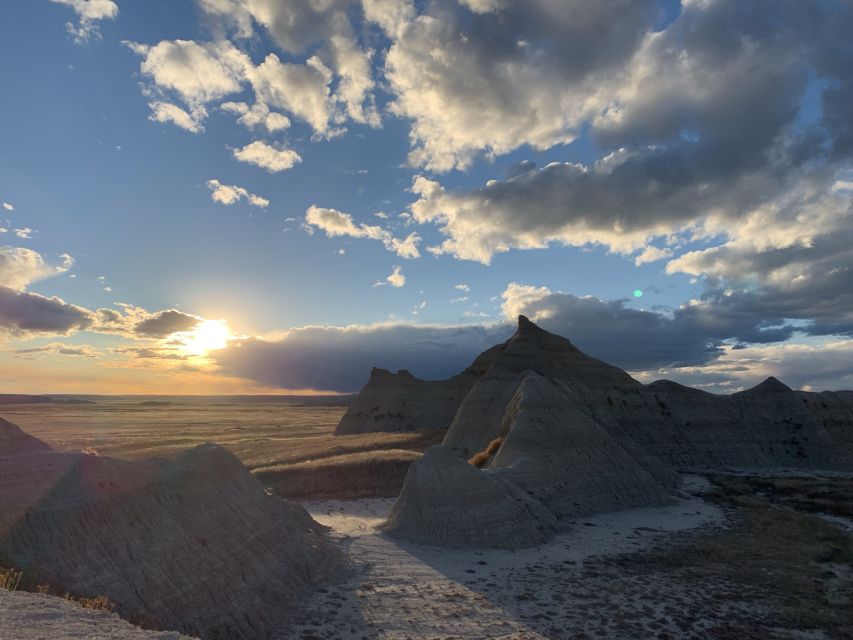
left=0, top=418, right=341, bottom=640
left=379, top=316, right=853, bottom=548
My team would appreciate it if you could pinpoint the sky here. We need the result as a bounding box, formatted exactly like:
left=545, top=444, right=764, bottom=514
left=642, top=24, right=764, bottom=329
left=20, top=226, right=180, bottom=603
left=0, top=0, right=852, bottom=394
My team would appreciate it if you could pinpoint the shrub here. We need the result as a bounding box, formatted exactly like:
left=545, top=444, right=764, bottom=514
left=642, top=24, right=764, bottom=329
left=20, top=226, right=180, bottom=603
left=468, top=436, right=504, bottom=468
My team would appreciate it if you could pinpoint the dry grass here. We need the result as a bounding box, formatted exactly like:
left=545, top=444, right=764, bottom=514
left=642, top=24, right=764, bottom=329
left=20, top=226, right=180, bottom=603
left=613, top=474, right=853, bottom=637
left=468, top=436, right=504, bottom=468
left=1, top=566, right=115, bottom=612
left=0, top=567, right=22, bottom=591
left=64, top=593, right=116, bottom=612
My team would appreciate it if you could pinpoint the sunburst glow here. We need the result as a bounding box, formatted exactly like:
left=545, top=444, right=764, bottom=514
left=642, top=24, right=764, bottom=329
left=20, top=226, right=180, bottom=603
left=176, top=320, right=232, bottom=357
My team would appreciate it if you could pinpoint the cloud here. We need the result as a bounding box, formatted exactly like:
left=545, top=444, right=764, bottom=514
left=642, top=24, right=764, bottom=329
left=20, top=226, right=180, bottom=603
left=133, top=309, right=201, bottom=338
left=112, top=346, right=188, bottom=361
left=127, top=39, right=251, bottom=131
left=212, top=278, right=853, bottom=393
left=220, top=101, right=290, bottom=132
left=49, top=0, right=118, bottom=42
left=232, top=141, right=301, bottom=172
left=206, top=179, right=269, bottom=208
left=2, top=203, right=13, bottom=211
left=374, top=265, right=406, bottom=288
left=371, top=0, right=656, bottom=171
left=201, top=0, right=379, bottom=129
left=148, top=101, right=205, bottom=133
left=248, top=53, right=336, bottom=134
left=0, top=247, right=74, bottom=290
left=636, top=339, right=853, bottom=394
left=214, top=321, right=508, bottom=392
left=385, top=265, right=405, bottom=288
left=131, top=39, right=249, bottom=105
left=454, top=284, right=470, bottom=292
left=0, top=286, right=94, bottom=336
left=14, top=228, right=33, bottom=239
left=14, top=342, right=97, bottom=358
left=305, top=205, right=420, bottom=258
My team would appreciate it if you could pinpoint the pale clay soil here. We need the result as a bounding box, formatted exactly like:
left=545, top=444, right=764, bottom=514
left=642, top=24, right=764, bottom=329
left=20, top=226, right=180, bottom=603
left=279, top=476, right=765, bottom=640
left=2, top=475, right=841, bottom=640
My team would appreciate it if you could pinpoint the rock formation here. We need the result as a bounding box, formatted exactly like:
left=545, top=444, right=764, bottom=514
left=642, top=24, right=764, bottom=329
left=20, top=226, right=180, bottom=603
left=374, top=316, right=853, bottom=548
left=0, top=418, right=341, bottom=640
left=335, top=333, right=516, bottom=435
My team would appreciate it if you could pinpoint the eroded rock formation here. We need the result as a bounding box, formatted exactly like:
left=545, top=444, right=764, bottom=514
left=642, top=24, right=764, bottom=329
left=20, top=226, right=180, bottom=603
left=377, top=316, right=853, bottom=548
left=0, top=418, right=341, bottom=640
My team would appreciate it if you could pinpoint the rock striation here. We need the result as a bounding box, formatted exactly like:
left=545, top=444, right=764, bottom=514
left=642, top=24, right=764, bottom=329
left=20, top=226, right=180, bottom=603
left=376, top=316, right=853, bottom=548
left=0, top=419, right=341, bottom=640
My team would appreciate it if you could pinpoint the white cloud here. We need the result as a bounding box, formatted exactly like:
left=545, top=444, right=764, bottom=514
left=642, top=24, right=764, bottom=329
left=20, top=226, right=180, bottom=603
left=206, top=179, right=269, bottom=208
left=132, top=39, right=249, bottom=105
left=201, top=0, right=379, bottom=129
left=0, top=247, right=74, bottom=290
left=385, top=265, right=405, bottom=288
left=148, top=101, right=205, bottom=133
left=634, top=245, right=672, bottom=266
left=220, top=101, right=290, bottom=133
left=49, top=0, right=118, bottom=42
left=232, top=141, right=301, bottom=173
left=636, top=339, right=853, bottom=393
left=373, top=265, right=406, bottom=288
left=305, top=205, right=420, bottom=259
left=248, top=54, right=334, bottom=134
left=2, top=202, right=13, bottom=211
left=127, top=39, right=251, bottom=132
left=372, top=0, right=650, bottom=171
left=14, top=228, right=33, bottom=239
left=454, top=283, right=470, bottom=292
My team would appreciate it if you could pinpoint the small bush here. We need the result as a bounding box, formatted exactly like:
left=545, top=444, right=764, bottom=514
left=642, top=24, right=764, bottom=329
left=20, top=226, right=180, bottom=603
left=468, top=437, right=504, bottom=468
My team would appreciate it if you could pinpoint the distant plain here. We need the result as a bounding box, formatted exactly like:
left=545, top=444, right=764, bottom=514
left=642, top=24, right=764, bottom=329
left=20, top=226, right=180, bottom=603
left=0, top=397, right=441, bottom=476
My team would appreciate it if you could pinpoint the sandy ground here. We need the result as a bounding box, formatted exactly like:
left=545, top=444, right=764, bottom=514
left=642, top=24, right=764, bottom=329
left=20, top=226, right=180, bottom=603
left=0, top=590, right=195, bottom=640
left=280, top=476, right=726, bottom=639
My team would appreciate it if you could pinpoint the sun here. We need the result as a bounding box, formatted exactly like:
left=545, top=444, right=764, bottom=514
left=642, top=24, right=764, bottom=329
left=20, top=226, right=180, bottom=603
left=177, top=319, right=232, bottom=357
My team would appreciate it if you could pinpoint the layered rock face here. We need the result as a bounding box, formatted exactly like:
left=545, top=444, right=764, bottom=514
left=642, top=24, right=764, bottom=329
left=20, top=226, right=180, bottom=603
left=381, top=316, right=853, bottom=548
left=0, top=419, right=341, bottom=640
left=335, top=367, right=480, bottom=435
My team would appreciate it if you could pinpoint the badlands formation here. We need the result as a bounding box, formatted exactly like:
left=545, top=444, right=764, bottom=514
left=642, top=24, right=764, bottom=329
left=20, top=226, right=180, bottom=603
left=341, top=316, right=853, bottom=548
left=0, top=417, right=341, bottom=640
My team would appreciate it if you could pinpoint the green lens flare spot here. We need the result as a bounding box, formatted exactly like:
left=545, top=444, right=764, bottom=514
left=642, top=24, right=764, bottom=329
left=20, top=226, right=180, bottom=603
left=633, top=289, right=644, bottom=298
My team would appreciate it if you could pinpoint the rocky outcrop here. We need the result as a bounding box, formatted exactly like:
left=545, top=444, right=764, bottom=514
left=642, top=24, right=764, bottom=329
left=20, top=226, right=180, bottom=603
left=335, top=367, right=479, bottom=435
left=382, top=316, right=853, bottom=548
left=0, top=421, right=342, bottom=640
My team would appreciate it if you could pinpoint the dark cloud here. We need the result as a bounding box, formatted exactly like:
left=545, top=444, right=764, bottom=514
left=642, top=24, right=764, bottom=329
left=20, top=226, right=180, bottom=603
left=214, top=280, right=827, bottom=392
left=409, top=0, right=853, bottom=263
left=133, top=310, right=200, bottom=337
left=0, top=286, right=94, bottom=335
left=214, top=323, right=510, bottom=392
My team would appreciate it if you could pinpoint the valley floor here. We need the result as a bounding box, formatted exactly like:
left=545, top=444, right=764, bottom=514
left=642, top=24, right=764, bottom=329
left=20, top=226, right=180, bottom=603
left=282, top=474, right=852, bottom=640
left=3, top=474, right=851, bottom=640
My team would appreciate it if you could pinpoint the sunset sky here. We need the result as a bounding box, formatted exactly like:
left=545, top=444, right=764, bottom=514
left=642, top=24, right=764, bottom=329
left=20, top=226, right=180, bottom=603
left=1, top=0, right=851, bottom=394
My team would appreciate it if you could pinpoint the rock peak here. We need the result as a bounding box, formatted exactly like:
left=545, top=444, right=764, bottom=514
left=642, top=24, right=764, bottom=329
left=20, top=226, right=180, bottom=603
left=517, top=314, right=541, bottom=332
left=752, top=376, right=793, bottom=393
